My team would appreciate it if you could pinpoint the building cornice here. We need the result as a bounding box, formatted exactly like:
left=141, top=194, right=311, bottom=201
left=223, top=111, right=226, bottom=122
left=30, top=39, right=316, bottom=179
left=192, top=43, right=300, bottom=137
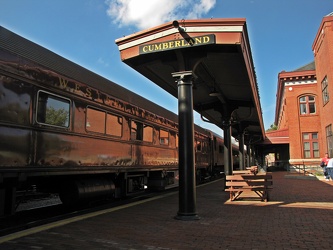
left=274, top=70, right=316, bottom=126
left=312, top=16, right=333, bottom=54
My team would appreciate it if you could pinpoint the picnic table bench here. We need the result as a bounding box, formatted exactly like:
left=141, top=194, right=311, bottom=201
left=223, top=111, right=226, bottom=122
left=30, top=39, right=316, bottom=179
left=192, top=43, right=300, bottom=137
left=225, top=173, right=273, bottom=202
left=232, top=166, right=258, bottom=175
left=232, top=170, right=252, bottom=175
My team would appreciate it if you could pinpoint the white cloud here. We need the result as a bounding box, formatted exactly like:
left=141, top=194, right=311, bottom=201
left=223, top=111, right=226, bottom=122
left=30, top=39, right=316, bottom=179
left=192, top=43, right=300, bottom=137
left=97, top=57, right=109, bottom=67
left=105, top=0, right=216, bottom=30
left=187, top=0, right=217, bottom=19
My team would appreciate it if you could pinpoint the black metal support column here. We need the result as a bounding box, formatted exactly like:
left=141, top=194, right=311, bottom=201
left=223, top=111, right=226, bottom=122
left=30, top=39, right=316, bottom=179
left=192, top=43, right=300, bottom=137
left=238, top=132, right=245, bottom=170
left=249, top=144, right=254, bottom=166
left=245, top=142, right=250, bottom=168
left=172, top=71, right=199, bottom=221
left=223, top=124, right=233, bottom=175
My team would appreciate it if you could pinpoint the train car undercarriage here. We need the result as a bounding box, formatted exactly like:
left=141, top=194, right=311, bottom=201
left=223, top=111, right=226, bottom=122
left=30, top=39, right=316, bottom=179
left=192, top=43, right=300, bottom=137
left=0, top=165, right=224, bottom=217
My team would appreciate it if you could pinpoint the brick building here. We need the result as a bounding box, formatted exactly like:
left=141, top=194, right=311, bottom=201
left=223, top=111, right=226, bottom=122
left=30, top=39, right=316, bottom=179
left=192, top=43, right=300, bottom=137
left=274, top=13, right=333, bottom=166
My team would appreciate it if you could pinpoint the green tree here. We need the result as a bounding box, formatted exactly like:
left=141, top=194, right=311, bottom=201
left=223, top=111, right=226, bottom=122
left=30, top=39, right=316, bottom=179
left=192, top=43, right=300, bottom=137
left=266, top=123, right=278, bottom=132
left=46, top=107, right=69, bottom=126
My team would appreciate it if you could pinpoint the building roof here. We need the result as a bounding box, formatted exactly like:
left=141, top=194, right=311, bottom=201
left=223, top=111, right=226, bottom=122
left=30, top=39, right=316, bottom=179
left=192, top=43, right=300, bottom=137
left=262, top=129, right=289, bottom=145
left=275, top=62, right=316, bottom=126
left=292, top=61, right=315, bottom=72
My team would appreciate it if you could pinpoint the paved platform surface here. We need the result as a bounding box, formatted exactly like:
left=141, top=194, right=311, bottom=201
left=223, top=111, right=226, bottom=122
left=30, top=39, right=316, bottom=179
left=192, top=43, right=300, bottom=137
left=1, top=171, right=333, bottom=249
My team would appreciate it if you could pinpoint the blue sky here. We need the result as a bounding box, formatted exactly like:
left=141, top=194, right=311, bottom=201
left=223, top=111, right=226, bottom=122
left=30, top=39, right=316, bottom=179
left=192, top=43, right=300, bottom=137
left=1, top=0, right=332, bottom=135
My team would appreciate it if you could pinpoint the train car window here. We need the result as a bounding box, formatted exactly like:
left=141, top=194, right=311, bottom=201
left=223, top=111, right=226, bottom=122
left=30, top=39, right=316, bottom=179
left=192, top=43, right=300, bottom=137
left=36, top=91, right=70, bottom=127
left=131, top=120, right=143, bottom=141
left=86, top=107, right=106, bottom=133
left=219, top=145, right=223, bottom=154
left=202, top=141, right=207, bottom=153
left=106, top=113, right=122, bottom=137
left=131, top=121, right=153, bottom=142
left=160, top=129, right=169, bottom=145
left=143, top=125, right=153, bottom=142
left=196, top=140, right=202, bottom=152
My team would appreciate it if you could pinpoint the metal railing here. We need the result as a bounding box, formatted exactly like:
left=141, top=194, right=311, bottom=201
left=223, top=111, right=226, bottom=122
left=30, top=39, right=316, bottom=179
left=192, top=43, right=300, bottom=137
left=287, top=164, right=322, bottom=175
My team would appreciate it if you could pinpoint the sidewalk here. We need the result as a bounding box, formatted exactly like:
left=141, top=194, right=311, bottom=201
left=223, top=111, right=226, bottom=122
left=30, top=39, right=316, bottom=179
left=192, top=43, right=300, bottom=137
left=1, top=171, right=333, bottom=249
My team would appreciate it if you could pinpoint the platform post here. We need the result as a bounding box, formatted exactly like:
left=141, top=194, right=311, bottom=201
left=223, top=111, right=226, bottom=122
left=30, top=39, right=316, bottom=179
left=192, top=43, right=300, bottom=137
left=223, top=123, right=233, bottom=175
left=239, top=131, right=245, bottom=170
left=172, top=71, right=199, bottom=221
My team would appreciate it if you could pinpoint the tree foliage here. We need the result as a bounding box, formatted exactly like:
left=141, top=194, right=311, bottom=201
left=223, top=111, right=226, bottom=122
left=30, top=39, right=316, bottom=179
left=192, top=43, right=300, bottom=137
left=46, top=107, right=69, bottom=126
left=266, top=123, right=278, bottom=132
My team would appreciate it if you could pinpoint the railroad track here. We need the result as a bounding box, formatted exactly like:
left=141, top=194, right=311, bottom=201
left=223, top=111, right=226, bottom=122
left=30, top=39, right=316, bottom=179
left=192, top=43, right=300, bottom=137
left=0, top=188, right=177, bottom=237
left=0, top=176, right=222, bottom=238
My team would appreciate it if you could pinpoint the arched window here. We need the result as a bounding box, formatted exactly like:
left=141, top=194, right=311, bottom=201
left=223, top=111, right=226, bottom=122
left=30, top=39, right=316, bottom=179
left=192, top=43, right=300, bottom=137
left=299, top=95, right=316, bottom=115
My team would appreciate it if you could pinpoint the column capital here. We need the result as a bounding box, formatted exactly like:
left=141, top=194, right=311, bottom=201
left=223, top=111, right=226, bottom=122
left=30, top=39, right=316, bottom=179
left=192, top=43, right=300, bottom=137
left=171, top=71, right=193, bottom=80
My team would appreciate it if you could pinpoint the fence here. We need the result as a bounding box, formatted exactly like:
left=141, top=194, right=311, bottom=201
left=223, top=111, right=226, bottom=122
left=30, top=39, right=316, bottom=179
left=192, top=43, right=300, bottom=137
left=287, top=164, right=322, bottom=175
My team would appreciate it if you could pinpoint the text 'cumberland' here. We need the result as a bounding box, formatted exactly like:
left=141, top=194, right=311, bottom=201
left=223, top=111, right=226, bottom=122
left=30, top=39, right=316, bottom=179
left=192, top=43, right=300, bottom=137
left=139, top=34, right=215, bottom=54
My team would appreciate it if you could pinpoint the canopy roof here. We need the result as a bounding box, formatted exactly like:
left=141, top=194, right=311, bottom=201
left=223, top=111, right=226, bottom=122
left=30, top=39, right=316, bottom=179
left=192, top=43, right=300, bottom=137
left=116, top=18, right=265, bottom=143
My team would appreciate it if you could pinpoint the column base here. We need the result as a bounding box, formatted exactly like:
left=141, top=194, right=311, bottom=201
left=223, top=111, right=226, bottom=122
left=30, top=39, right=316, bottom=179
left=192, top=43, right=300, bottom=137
left=174, top=213, right=200, bottom=221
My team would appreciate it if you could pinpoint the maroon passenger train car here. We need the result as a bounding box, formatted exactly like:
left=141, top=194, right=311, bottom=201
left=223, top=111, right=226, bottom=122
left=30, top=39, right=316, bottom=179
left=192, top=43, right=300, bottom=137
left=0, top=26, right=238, bottom=216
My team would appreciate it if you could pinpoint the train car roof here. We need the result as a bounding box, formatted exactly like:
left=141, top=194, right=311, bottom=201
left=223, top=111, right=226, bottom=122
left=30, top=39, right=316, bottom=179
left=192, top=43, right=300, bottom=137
left=0, top=26, right=215, bottom=137
left=0, top=26, right=181, bottom=123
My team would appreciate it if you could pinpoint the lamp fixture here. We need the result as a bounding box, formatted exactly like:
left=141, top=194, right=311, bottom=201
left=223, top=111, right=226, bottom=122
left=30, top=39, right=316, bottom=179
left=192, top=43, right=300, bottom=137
left=209, top=87, right=220, bottom=97
left=172, top=20, right=186, bottom=33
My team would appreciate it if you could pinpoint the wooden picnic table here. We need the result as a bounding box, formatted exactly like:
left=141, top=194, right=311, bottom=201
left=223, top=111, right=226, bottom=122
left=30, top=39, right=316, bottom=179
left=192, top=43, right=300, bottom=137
left=225, top=172, right=273, bottom=202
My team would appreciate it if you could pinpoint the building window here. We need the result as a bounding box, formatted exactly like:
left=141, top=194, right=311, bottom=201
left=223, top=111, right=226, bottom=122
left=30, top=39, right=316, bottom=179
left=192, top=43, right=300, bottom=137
left=303, top=132, right=319, bottom=158
left=322, top=76, right=329, bottom=105
left=299, top=95, right=316, bottom=115
left=326, top=125, right=333, bottom=158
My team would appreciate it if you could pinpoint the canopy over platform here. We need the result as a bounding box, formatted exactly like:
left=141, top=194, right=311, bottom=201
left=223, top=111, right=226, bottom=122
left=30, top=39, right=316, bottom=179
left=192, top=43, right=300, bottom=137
left=115, top=18, right=264, bottom=143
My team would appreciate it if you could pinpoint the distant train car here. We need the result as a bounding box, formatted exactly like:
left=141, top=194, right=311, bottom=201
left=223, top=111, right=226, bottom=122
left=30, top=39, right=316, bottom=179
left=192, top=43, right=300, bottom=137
left=0, top=26, right=238, bottom=216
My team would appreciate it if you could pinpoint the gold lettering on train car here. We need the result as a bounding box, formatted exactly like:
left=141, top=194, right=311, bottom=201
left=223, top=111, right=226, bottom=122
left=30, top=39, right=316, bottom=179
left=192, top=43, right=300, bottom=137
left=86, top=87, right=92, bottom=97
left=58, top=77, right=68, bottom=89
left=92, top=89, right=99, bottom=100
left=132, top=107, right=138, bottom=115
left=125, top=104, right=131, bottom=113
left=116, top=101, right=123, bottom=110
left=57, top=73, right=177, bottom=129
left=104, top=96, right=110, bottom=105
left=75, top=83, right=80, bottom=92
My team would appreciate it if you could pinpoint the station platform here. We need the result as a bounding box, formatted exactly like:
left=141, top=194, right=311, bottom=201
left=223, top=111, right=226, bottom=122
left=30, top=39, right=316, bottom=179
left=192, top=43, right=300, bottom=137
left=1, top=171, right=333, bottom=249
